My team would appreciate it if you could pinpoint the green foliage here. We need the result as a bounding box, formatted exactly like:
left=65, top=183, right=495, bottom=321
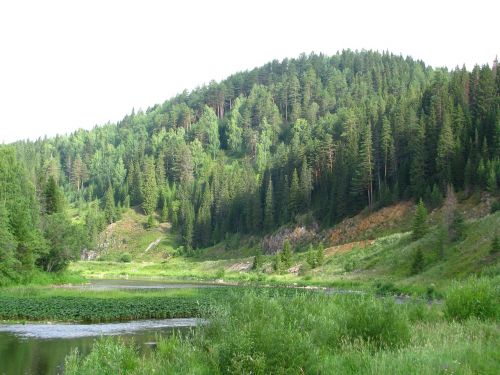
left=0, top=294, right=211, bottom=322
left=491, top=200, right=500, bottom=214
left=411, top=248, right=425, bottom=274
left=263, top=178, right=274, bottom=232
left=315, top=244, right=325, bottom=266
left=280, top=240, right=293, bottom=269
left=428, top=184, right=443, bottom=209
left=412, top=199, right=428, bottom=240
left=273, top=253, right=283, bottom=273
left=38, top=213, right=85, bottom=272
left=145, top=214, right=156, bottom=229
left=444, top=278, right=499, bottom=321
left=65, top=338, right=140, bottom=375
left=103, top=186, right=116, bottom=224
left=44, top=176, right=64, bottom=215
left=141, top=157, right=158, bottom=215
left=490, top=235, right=500, bottom=255
left=306, top=245, right=317, bottom=268
left=119, top=253, right=132, bottom=263
left=252, top=252, right=263, bottom=271
left=3, top=51, right=500, bottom=284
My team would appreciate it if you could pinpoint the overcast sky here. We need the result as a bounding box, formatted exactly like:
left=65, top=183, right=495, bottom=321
left=0, top=0, right=498, bottom=143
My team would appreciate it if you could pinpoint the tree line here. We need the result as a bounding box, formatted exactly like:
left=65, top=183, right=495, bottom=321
left=2, top=50, right=499, bottom=277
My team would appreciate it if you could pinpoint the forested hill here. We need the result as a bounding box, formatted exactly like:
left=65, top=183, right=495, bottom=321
left=1, top=50, right=499, bottom=282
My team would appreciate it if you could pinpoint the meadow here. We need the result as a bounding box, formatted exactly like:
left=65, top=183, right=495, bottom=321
left=64, top=277, right=500, bottom=374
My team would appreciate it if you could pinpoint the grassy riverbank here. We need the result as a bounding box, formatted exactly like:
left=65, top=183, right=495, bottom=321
left=0, top=284, right=307, bottom=323
left=65, top=277, right=500, bottom=374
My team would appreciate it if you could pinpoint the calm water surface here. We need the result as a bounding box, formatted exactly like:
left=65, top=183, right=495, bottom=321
left=0, top=279, right=208, bottom=375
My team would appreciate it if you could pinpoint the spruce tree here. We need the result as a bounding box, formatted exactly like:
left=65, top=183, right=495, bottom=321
left=300, top=158, right=312, bottom=209
left=315, top=244, right=325, bottom=267
left=412, top=199, right=428, bottom=240
left=281, top=240, right=293, bottom=269
left=103, top=185, right=116, bottom=224
left=141, top=157, right=158, bottom=215
left=289, top=169, right=300, bottom=218
left=306, top=244, right=316, bottom=268
left=44, top=176, right=63, bottom=215
left=263, top=178, right=274, bottom=232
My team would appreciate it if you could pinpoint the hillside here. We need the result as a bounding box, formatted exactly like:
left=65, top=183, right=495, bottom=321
left=1, top=50, right=499, bottom=285
left=70, top=191, right=500, bottom=294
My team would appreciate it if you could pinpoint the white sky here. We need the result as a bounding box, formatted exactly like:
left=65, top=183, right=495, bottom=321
left=0, top=0, right=498, bottom=143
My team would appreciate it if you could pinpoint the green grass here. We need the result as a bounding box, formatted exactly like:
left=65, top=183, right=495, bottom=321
left=68, top=210, right=500, bottom=298
left=0, top=285, right=224, bottom=323
left=64, top=288, right=500, bottom=374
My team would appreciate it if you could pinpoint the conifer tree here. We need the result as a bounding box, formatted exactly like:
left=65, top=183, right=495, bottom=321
left=306, top=244, right=316, bottom=268
left=289, top=169, right=300, bottom=217
left=281, top=240, right=293, bottom=269
left=252, top=251, right=263, bottom=271
left=44, top=176, right=63, bottom=215
left=300, top=158, right=312, bottom=209
left=103, top=185, right=116, bottom=224
left=412, top=199, right=428, bottom=240
left=141, top=157, right=158, bottom=215
left=263, top=178, right=274, bottom=232
left=315, top=244, right=325, bottom=267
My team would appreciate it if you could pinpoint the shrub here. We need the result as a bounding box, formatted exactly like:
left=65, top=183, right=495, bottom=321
left=252, top=252, right=263, bottom=270
left=490, top=235, right=500, bottom=255
left=411, top=248, right=424, bottom=274
left=340, top=296, right=410, bottom=349
left=491, top=200, right=500, bottom=214
left=119, top=253, right=131, bottom=263
left=444, top=278, right=499, bottom=321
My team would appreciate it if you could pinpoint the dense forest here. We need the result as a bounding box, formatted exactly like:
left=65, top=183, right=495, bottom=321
left=1, top=50, right=499, bottom=283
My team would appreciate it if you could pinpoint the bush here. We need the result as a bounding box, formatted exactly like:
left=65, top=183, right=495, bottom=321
left=411, top=248, right=424, bottom=274
left=340, top=296, right=410, bottom=349
left=119, top=253, right=131, bottom=263
left=444, top=278, right=499, bottom=321
left=491, top=200, right=500, bottom=214
left=490, top=235, right=500, bottom=255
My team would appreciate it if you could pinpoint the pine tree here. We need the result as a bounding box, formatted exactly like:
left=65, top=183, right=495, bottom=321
left=436, top=115, right=455, bottom=187
left=281, top=240, right=293, bottom=269
left=44, top=176, right=63, bottom=215
left=486, top=166, right=497, bottom=193
left=263, top=178, right=274, bottom=232
left=252, top=251, right=263, bottom=271
left=141, top=157, right=158, bottom=215
left=300, top=158, right=312, bottom=209
left=429, top=184, right=443, bottom=209
left=352, top=122, right=374, bottom=209
left=273, top=252, right=283, bottom=273
left=315, top=244, right=325, bottom=266
left=103, top=185, right=116, bottom=224
left=195, top=186, right=212, bottom=247
left=289, top=169, right=300, bottom=217
left=412, top=199, right=428, bottom=240
left=306, top=244, right=316, bottom=268
left=380, top=117, right=394, bottom=182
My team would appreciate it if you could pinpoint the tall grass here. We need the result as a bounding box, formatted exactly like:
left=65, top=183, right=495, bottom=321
left=66, top=291, right=500, bottom=374
left=444, top=277, right=499, bottom=321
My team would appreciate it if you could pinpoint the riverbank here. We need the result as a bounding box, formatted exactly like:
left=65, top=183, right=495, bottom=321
left=65, top=281, right=500, bottom=374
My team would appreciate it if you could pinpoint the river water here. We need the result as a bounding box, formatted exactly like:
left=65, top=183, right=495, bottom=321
left=0, top=280, right=209, bottom=375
